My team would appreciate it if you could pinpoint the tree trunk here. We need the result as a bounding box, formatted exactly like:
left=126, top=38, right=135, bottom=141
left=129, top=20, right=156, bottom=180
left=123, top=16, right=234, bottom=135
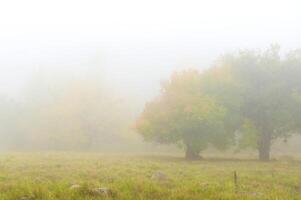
left=185, top=145, right=201, bottom=160
left=258, top=132, right=271, bottom=161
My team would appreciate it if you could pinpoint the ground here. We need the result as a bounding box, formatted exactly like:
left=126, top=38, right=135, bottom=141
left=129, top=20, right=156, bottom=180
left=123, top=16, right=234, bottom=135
left=0, top=153, right=300, bottom=200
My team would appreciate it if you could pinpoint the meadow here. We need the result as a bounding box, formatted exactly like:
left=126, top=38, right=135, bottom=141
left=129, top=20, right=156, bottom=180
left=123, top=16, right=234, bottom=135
left=0, top=153, right=300, bottom=200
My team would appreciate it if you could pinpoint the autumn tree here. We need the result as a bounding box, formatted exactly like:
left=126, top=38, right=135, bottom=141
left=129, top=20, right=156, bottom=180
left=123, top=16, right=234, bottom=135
left=136, top=70, right=232, bottom=160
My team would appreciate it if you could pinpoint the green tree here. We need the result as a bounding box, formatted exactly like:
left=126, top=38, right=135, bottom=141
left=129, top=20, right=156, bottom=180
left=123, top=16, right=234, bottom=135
left=209, top=46, right=301, bottom=161
left=136, top=70, right=231, bottom=160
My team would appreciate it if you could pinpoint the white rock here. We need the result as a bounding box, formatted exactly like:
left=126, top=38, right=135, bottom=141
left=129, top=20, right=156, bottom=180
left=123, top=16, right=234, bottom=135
left=90, top=187, right=112, bottom=196
left=70, top=184, right=81, bottom=190
left=151, top=171, right=169, bottom=181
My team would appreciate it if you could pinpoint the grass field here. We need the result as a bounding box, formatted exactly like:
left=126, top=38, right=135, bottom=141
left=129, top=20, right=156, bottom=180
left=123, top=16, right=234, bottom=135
left=0, top=153, right=300, bottom=200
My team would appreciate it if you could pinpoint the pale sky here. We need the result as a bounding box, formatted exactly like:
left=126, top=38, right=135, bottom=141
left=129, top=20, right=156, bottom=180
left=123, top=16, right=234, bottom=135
left=0, top=0, right=300, bottom=100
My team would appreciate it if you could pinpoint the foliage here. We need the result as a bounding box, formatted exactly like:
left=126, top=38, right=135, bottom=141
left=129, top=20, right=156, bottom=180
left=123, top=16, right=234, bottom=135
left=237, top=119, right=259, bottom=149
left=0, top=75, right=135, bottom=151
left=136, top=70, right=230, bottom=159
left=207, top=46, right=301, bottom=160
left=137, top=46, right=301, bottom=161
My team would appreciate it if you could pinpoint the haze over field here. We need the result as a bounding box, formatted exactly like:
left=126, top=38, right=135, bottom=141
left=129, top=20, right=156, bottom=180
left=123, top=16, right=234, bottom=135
left=2, top=1, right=301, bottom=200
left=1, top=0, right=300, bottom=99
left=0, top=0, right=301, bottom=155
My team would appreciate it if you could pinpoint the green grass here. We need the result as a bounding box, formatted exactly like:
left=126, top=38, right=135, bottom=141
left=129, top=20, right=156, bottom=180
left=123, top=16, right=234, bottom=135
left=0, top=153, right=300, bottom=199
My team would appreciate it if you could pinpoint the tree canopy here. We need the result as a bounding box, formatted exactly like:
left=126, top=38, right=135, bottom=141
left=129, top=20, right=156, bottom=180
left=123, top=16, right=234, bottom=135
left=136, top=47, right=301, bottom=161
left=136, top=70, right=232, bottom=159
left=199, top=46, right=301, bottom=160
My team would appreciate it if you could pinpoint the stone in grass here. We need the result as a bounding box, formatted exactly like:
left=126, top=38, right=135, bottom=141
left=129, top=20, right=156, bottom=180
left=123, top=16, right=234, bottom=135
left=19, top=195, right=35, bottom=200
left=199, top=182, right=209, bottom=187
left=151, top=171, right=169, bottom=181
left=70, top=184, right=81, bottom=190
left=90, top=187, right=112, bottom=197
left=239, top=191, right=264, bottom=197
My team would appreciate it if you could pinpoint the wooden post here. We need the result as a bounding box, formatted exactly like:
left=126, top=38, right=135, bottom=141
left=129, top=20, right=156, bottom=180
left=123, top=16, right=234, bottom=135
left=234, top=171, right=238, bottom=192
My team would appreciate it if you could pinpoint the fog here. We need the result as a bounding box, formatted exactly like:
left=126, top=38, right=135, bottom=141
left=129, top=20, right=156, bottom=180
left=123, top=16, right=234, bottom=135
left=0, top=0, right=301, bottom=153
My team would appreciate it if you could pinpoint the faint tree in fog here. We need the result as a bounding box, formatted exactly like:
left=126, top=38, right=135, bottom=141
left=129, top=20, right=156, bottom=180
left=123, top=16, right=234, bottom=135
left=25, top=79, right=133, bottom=150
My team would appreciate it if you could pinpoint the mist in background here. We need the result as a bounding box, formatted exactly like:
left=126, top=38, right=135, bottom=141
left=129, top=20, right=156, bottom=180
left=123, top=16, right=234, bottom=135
left=0, top=0, right=300, bottom=152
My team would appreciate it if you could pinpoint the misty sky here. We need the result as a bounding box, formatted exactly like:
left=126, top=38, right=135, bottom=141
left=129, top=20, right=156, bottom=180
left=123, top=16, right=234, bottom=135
left=0, top=0, right=300, bottom=100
